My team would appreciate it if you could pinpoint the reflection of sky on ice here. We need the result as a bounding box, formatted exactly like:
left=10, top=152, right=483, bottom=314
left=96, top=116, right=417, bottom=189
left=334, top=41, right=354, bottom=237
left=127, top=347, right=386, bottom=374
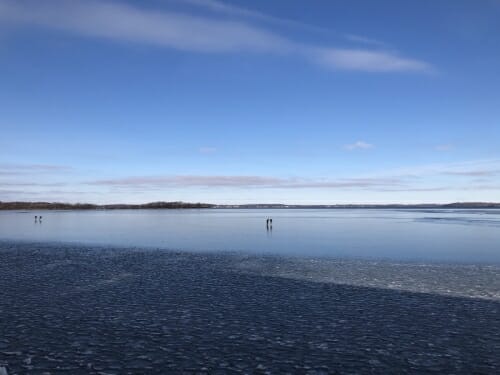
left=416, top=216, right=500, bottom=227
left=1, top=209, right=500, bottom=264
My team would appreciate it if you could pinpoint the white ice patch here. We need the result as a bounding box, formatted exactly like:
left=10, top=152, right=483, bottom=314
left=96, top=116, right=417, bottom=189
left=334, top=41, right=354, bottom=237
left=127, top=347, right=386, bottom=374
left=231, top=256, right=500, bottom=301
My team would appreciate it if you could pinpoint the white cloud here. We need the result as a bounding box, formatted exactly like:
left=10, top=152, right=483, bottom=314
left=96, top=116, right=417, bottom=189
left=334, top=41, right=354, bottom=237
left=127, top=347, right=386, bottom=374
left=3, top=159, right=499, bottom=202
left=315, top=48, right=432, bottom=73
left=444, top=169, right=500, bottom=177
left=343, top=34, right=386, bottom=47
left=0, top=0, right=432, bottom=73
left=182, top=0, right=287, bottom=24
left=362, top=159, right=500, bottom=180
left=88, top=175, right=402, bottom=189
left=0, top=163, right=71, bottom=175
left=0, top=0, right=292, bottom=53
left=182, top=0, right=333, bottom=35
left=344, top=141, right=374, bottom=150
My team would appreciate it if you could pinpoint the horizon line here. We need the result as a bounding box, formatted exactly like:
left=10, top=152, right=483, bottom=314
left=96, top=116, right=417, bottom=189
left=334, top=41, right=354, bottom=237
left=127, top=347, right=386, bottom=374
left=1, top=200, right=500, bottom=208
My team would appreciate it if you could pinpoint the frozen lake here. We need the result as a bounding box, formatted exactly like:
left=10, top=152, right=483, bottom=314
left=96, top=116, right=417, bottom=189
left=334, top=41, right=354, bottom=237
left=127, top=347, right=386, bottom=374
left=1, top=208, right=500, bottom=263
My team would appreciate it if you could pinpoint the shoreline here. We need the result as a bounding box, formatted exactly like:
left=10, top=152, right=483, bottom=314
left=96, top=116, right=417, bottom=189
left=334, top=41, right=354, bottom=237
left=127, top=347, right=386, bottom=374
left=1, top=241, right=499, bottom=373
left=2, top=202, right=500, bottom=211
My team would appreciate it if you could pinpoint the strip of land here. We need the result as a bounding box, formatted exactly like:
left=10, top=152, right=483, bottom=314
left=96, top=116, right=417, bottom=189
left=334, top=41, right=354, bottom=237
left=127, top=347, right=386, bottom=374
left=1, top=201, right=500, bottom=210
left=0, top=242, right=499, bottom=373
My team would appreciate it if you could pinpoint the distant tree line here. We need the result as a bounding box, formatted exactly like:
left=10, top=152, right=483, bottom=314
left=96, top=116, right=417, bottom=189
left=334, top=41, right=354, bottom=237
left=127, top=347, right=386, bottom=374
left=217, top=203, right=500, bottom=209
left=1, top=201, right=499, bottom=210
left=0, top=201, right=215, bottom=210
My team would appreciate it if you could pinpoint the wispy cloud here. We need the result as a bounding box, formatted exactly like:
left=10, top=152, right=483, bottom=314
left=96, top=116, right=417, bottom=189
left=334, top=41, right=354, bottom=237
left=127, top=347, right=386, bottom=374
left=0, top=182, right=67, bottom=187
left=315, top=48, right=432, bottom=72
left=0, top=0, right=291, bottom=53
left=418, top=159, right=500, bottom=178
left=465, top=184, right=500, bottom=191
left=0, top=164, right=72, bottom=198
left=344, top=34, right=386, bottom=47
left=88, top=175, right=401, bottom=189
left=4, top=159, right=499, bottom=201
left=370, top=159, right=500, bottom=179
left=344, top=141, right=374, bottom=151
left=185, top=0, right=388, bottom=48
left=199, top=147, right=217, bottom=154
left=183, top=0, right=270, bottom=19
left=91, top=175, right=283, bottom=187
left=443, top=169, right=500, bottom=177
left=373, top=184, right=500, bottom=194
left=0, top=0, right=432, bottom=73
left=0, top=189, right=28, bottom=195
left=0, top=189, right=93, bottom=197
left=182, top=0, right=334, bottom=35
left=281, top=178, right=402, bottom=189
left=0, top=163, right=70, bottom=175
left=373, top=186, right=452, bottom=192
left=435, top=144, right=454, bottom=152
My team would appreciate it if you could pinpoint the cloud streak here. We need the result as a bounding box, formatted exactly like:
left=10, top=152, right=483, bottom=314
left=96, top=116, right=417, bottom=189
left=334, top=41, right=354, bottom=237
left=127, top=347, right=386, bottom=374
left=199, top=147, right=217, bottom=154
left=3, top=159, right=499, bottom=202
left=0, top=163, right=71, bottom=175
left=0, top=182, right=67, bottom=187
left=444, top=169, right=500, bottom=177
left=344, top=34, right=386, bottom=47
left=316, top=48, right=430, bottom=73
left=0, top=0, right=291, bottom=53
left=435, top=144, right=454, bottom=152
left=89, top=175, right=402, bottom=189
left=182, top=0, right=338, bottom=35
left=0, top=0, right=432, bottom=73
left=184, top=0, right=388, bottom=48
left=344, top=141, right=374, bottom=150
left=371, top=159, right=500, bottom=179
left=0, top=189, right=93, bottom=197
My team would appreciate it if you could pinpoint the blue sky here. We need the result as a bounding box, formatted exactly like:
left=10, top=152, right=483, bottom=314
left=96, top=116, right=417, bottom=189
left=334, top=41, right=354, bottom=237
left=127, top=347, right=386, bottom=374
left=1, top=0, right=499, bottom=204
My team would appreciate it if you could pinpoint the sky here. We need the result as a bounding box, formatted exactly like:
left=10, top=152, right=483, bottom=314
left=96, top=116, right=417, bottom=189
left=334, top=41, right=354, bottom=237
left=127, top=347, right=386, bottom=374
left=0, top=0, right=499, bottom=204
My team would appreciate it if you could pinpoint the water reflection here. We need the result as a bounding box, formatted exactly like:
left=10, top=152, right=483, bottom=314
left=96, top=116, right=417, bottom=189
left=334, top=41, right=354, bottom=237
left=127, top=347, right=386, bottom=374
left=266, top=219, right=273, bottom=237
left=0, top=209, right=499, bottom=263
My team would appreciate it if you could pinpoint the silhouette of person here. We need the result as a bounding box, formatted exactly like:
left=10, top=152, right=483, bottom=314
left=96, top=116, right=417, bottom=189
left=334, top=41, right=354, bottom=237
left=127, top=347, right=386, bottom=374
left=35, top=216, right=38, bottom=222
left=39, top=215, right=42, bottom=222
left=270, top=218, right=273, bottom=226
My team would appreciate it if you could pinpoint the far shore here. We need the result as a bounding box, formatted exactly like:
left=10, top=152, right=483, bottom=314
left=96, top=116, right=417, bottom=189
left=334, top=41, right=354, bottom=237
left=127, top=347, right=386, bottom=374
left=1, top=201, right=500, bottom=210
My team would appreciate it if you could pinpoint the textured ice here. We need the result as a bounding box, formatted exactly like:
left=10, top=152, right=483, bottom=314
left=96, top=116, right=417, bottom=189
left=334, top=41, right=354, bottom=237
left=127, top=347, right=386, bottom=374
left=231, top=256, right=500, bottom=300
left=1, top=241, right=499, bottom=374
